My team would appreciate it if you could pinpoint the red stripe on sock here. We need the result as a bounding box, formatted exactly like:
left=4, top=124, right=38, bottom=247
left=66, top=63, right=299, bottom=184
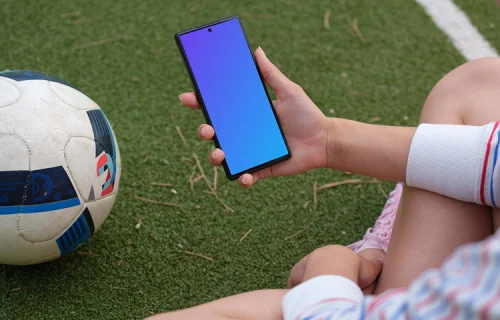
left=480, top=122, right=499, bottom=205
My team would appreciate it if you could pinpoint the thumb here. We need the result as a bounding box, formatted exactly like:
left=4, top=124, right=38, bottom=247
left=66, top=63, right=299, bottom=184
left=254, top=47, right=299, bottom=98
left=358, top=256, right=383, bottom=289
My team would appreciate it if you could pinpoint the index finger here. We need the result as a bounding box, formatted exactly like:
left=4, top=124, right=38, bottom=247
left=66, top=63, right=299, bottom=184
left=179, top=92, right=200, bottom=109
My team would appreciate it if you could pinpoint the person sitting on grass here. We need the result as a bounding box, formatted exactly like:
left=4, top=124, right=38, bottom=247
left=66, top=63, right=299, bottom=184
left=150, top=48, right=500, bottom=319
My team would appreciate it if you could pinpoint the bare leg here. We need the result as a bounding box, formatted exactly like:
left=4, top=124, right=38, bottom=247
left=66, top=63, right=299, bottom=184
left=376, top=58, right=500, bottom=293
left=147, top=290, right=287, bottom=320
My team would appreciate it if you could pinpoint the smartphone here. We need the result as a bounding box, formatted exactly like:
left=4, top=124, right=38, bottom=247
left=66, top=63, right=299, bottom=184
left=175, top=16, right=291, bottom=180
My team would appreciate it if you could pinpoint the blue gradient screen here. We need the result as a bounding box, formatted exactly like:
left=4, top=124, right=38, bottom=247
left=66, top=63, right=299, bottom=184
left=179, top=18, right=289, bottom=176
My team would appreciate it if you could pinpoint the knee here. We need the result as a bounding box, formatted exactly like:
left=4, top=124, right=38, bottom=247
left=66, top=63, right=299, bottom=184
left=454, top=57, right=500, bottom=86
left=443, top=57, right=500, bottom=86
left=420, top=57, right=500, bottom=124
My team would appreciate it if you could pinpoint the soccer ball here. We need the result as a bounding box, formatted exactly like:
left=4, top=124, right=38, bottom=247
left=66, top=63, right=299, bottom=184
left=0, top=71, right=121, bottom=265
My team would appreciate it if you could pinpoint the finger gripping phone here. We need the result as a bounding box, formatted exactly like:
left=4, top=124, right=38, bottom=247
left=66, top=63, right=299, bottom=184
left=175, top=16, right=291, bottom=180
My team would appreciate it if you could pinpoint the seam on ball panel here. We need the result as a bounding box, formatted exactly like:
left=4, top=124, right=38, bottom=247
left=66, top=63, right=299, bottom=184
left=47, top=80, right=95, bottom=111
left=20, top=204, right=86, bottom=245
left=0, top=134, right=34, bottom=242
left=0, top=79, right=22, bottom=109
left=63, top=137, right=86, bottom=201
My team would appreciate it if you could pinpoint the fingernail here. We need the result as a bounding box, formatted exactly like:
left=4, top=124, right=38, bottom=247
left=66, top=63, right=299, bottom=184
left=211, top=151, right=217, bottom=160
left=242, top=176, right=249, bottom=185
left=200, top=126, right=207, bottom=136
left=178, top=93, right=183, bottom=101
left=257, top=47, right=265, bottom=56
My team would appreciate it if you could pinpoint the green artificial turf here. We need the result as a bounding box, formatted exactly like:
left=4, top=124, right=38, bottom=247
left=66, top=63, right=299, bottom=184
left=0, top=0, right=497, bottom=319
left=455, top=0, right=500, bottom=49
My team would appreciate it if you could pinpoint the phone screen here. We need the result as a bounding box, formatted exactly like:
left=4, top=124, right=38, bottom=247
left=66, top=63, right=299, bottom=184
left=177, top=17, right=290, bottom=179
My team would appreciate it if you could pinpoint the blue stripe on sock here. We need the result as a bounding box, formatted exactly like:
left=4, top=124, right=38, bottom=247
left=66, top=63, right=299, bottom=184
left=489, top=130, right=500, bottom=207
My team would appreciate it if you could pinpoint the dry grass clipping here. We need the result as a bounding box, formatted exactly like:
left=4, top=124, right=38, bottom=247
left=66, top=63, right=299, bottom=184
left=188, top=164, right=197, bottom=192
left=176, top=125, right=188, bottom=145
left=184, top=251, right=213, bottom=261
left=285, top=224, right=312, bottom=241
left=350, top=18, right=366, bottom=42
left=192, top=175, right=203, bottom=183
left=151, top=182, right=173, bottom=187
left=316, top=179, right=379, bottom=191
left=77, top=251, right=98, bottom=256
left=315, top=179, right=380, bottom=206
left=73, top=34, right=128, bottom=50
left=324, top=9, right=331, bottom=29
left=239, top=228, right=253, bottom=242
left=193, top=153, right=234, bottom=212
left=377, top=183, right=389, bottom=198
left=213, top=166, right=218, bottom=191
left=134, top=195, right=183, bottom=208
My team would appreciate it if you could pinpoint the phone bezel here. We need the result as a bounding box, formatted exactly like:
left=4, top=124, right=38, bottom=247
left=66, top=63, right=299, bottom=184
left=175, top=16, right=291, bottom=181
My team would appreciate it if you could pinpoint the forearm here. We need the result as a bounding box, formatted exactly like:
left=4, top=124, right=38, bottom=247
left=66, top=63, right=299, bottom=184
left=149, top=290, right=286, bottom=320
left=328, top=118, right=416, bottom=182
left=328, top=118, right=500, bottom=206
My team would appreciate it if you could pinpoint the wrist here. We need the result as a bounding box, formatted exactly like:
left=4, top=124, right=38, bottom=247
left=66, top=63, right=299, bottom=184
left=325, top=117, right=415, bottom=181
left=325, top=117, right=349, bottom=171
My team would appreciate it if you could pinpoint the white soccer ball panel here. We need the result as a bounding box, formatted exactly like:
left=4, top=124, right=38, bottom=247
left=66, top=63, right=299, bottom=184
left=0, top=214, right=61, bottom=265
left=86, top=194, right=117, bottom=232
left=0, top=77, right=20, bottom=108
left=0, top=134, right=29, bottom=171
left=49, top=81, right=99, bottom=111
left=18, top=204, right=83, bottom=243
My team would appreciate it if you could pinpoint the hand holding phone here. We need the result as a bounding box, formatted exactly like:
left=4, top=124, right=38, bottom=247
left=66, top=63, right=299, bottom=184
left=177, top=17, right=330, bottom=187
